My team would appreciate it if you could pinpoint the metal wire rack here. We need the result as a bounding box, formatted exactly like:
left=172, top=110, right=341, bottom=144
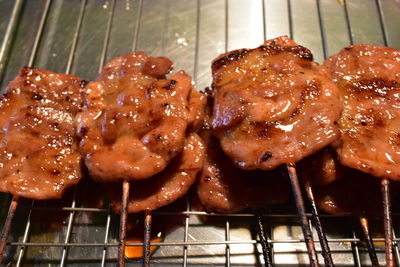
left=0, top=0, right=400, bottom=266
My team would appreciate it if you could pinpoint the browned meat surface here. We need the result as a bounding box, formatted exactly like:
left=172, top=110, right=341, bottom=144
left=299, top=147, right=344, bottom=186
left=302, top=148, right=397, bottom=215
left=314, top=167, right=392, bottom=216
left=324, top=44, right=400, bottom=180
left=76, top=52, right=206, bottom=182
left=109, top=133, right=205, bottom=213
left=197, top=130, right=290, bottom=213
left=0, top=68, right=83, bottom=199
left=211, top=36, right=342, bottom=170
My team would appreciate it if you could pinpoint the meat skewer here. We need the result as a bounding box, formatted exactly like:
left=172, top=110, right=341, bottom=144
left=301, top=148, right=382, bottom=266
left=324, top=44, right=400, bottom=267
left=76, top=51, right=205, bottom=265
left=209, top=36, right=342, bottom=266
left=0, top=67, right=84, bottom=264
left=197, top=102, right=289, bottom=266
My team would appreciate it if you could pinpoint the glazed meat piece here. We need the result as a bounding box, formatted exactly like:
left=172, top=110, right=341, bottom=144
left=302, top=148, right=397, bottom=215
left=211, top=36, right=341, bottom=170
left=76, top=52, right=206, bottom=182
left=324, top=44, right=400, bottom=180
left=299, top=147, right=344, bottom=186
left=0, top=68, right=83, bottom=199
left=314, top=166, right=393, bottom=216
left=197, top=130, right=290, bottom=213
left=109, top=133, right=205, bottom=213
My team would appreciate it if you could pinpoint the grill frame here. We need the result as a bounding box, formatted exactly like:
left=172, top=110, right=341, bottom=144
left=0, top=0, right=399, bottom=266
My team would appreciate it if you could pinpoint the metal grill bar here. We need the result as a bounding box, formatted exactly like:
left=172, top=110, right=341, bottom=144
left=351, top=229, right=362, bottom=267
left=183, top=195, right=190, bottom=267
left=60, top=187, right=78, bottom=266
left=287, top=0, right=293, bottom=41
left=224, top=0, right=229, bottom=52
left=27, top=0, right=51, bottom=67
left=393, top=229, right=400, bottom=266
left=98, top=0, right=116, bottom=72
left=225, top=219, right=231, bottom=267
left=343, top=0, right=354, bottom=45
left=12, top=206, right=394, bottom=218
left=15, top=200, right=34, bottom=267
left=316, top=0, right=328, bottom=61
left=193, top=0, right=201, bottom=84
left=8, top=235, right=400, bottom=247
left=375, top=0, right=388, bottom=46
left=65, top=0, right=87, bottom=75
left=0, top=0, right=23, bottom=83
left=131, top=0, right=143, bottom=51
left=101, top=211, right=111, bottom=267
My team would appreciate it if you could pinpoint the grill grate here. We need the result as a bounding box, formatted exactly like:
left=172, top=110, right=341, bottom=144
left=0, top=0, right=400, bottom=266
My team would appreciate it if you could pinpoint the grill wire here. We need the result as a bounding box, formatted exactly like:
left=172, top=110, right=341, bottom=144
left=0, top=0, right=400, bottom=266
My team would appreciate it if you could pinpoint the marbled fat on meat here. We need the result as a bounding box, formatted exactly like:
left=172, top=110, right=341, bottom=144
left=0, top=68, right=83, bottom=199
left=77, top=52, right=206, bottom=182
left=211, top=36, right=342, bottom=170
left=324, top=44, right=400, bottom=180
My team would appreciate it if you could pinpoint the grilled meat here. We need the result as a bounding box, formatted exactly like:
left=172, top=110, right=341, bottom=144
left=324, top=44, right=400, bottom=180
left=211, top=36, right=342, bottom=170
left=109, top=133, right=205, bottom=213
left=197, top=130, right=290, bottom=213
left=76, top=52, right=206, bottom=182
left=299, top=147, right=344, bottom=186
left=314, top=169, right=384, bottom=216
left=0, top=68, right=83, bottom=199
left=301, top=148, right=397, bottom=215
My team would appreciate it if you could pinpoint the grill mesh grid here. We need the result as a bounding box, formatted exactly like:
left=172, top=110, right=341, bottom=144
left=0, top=0, right=400, bottom=265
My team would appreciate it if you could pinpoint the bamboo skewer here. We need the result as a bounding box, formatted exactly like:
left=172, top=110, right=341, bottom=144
left=255, top=213, right=273, bottom=267
left=143, top=210, right=152, bottom=267
left=382, top=178, right=394, bottom=267
left=359, top=217, right=380, bottom=267
left=304, top=181, right=334, bottom=267
left=286, top=163, right=320, bottom=267
left=0, top=195, right=19, bottom=263
left=118, top=181, right=130, bottom=267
